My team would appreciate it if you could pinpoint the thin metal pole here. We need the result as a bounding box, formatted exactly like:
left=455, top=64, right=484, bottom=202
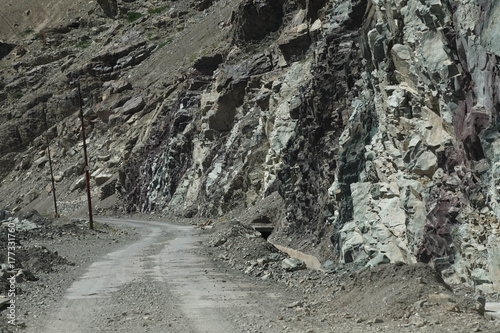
left=47, top=145, right=59, bottom=218
left=77, top=80, right=94, bottom=230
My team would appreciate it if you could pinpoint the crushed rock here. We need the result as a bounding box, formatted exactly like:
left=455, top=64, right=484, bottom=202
left=200, top=218, right=500, bottom=333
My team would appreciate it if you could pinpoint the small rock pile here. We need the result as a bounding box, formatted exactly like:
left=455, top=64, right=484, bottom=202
left=0, top=211, right=78, bottom=295
left=202, top=218, right=500, bottom=332
left=206, top=220, right=292, bottom=280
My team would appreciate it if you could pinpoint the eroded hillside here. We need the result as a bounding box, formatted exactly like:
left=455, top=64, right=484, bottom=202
left=2, top=0, right=500, bottom=294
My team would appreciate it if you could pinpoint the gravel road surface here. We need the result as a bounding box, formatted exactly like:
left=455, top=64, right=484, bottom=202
left=26, top=218, right=310, bottom=333
left=10, top=216, right=500, bottom=333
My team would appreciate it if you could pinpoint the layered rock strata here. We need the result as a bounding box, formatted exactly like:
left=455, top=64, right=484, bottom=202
left=2, top=0, right=500, bottom=292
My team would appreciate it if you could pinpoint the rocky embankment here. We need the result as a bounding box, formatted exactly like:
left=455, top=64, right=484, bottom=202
left=1, top=0, right=500, bottom=295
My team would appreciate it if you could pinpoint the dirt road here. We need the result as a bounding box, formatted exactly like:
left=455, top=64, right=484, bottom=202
left=19, top=217, right=500, bottom=333
left=26, top=218, right=314, bottom=333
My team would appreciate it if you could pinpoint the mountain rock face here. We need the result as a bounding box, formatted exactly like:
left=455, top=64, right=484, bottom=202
left=1, top=0, right=500, bottom=293
left=96, top=0, right=119, bottom=18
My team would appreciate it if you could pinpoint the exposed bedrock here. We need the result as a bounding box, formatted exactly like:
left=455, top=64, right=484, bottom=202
left=3, top=0, right=500, bottom=293
left=121, top=0, right=500, bottom=292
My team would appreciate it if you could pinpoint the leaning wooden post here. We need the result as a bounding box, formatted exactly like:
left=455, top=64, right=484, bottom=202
left=77, top=80, right=94, bottom=230
left=46, top=143, right=59, bottom=218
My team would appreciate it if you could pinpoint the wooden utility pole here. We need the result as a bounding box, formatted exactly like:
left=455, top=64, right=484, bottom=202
left=77, top=80, right=94, bottom=230
left=46, top=144, right=59, bottom=218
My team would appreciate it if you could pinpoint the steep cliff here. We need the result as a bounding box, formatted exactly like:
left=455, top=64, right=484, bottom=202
left=339, top=0, right=500, bottom=293
left=122, top=0, right=500, bottom=292
left=1, top=0, right=500, bottom=293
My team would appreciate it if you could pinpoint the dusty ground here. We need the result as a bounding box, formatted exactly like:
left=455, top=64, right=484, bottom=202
left=0, top=0, right=89, bottom=42
left=0, top=211, right=141, bottom=332
left=0, top=212, right=499, bottom=332
left=201, top=218, right=500, bottom=332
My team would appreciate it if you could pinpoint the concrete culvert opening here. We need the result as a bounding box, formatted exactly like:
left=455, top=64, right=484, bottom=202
left=251, top=216, right=274, bottom=240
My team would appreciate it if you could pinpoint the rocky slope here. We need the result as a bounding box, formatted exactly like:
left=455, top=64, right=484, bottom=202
left=1, top=0, right=500, bottom=295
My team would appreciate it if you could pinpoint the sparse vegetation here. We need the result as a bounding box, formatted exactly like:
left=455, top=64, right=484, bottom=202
left=9, top=91, right=24, bottom=101
left=127, top=12, right=144, bottom=22
left=148, top=5, right=170, bottom=14
left=299, top=56, right=311, bottom=64
left=75, top=40, right=91, bottom=49
left=157, top=38, right=173, bottom=50
left=22, top=28, right=35, bottom=36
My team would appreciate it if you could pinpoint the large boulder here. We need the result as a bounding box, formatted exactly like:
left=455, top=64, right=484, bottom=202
left=278, top=23, right=311, bottom=62
left=232, top=0, right=286, bottom=43
left=96, top=0, right=118, bottom=18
